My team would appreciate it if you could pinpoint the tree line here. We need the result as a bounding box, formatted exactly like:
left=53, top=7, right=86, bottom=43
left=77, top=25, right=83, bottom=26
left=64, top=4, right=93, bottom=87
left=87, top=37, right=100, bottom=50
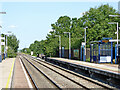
left=21, top=4, right=120, bottom=57
left=1, top=34, right=19, bottom=58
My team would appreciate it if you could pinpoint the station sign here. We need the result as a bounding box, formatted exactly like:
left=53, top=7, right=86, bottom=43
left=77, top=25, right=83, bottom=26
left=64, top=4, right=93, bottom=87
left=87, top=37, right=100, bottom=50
left=62, top=47, right=64, bottom=58
left=31, top=51, right=33, bottom=55
left=102, top=40, right=109, bottom=43
left=1, top=42, right=5, bottom=45
left=0, top=12, right=6, bottom=14
left=82, top=42, right=85, bottom=46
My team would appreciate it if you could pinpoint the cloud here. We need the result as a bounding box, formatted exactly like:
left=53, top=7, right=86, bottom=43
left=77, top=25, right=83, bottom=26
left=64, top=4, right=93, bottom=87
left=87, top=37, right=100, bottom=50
left=9, top=25, right=17, bottom=28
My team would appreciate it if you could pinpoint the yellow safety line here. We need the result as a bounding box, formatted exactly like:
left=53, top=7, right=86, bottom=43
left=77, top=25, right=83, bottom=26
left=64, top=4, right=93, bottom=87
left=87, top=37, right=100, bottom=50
left=6, top=58, right=15, bottom=88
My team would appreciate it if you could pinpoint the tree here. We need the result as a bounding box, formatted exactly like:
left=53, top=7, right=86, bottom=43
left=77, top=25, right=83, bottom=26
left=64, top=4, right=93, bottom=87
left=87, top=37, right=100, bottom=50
left=7, top=34, right=19, bottom=52
left=27, top=4, right=118, bottom=57
left=7, top=34, right=19, bottom=57
left=21, top=48, right=31, bottom=55
left=81, top=4, right=118, bottom=47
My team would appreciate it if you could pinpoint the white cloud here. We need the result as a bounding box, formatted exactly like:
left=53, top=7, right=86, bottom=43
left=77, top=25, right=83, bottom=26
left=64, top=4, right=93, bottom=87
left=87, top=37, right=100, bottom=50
left=9, top=25, right=17, bottom=28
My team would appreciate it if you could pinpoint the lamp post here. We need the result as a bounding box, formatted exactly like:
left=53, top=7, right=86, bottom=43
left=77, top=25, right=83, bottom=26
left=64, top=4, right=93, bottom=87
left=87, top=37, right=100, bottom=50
left=4, top=31, right=12, bottom=58
left=0, top=12, right=6, bottom=62
left=55, top=35, right=61, bottom=58
left=0, top=26, right=2, bottom=62
left=64, top=32, right=71, bottom=59
left=84, top=27, right=88, bottom=61
left=108, top=22, right=119, bottom=62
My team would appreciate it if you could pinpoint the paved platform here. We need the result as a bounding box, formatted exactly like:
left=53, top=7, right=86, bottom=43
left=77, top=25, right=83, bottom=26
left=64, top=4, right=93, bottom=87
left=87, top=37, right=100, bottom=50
left=46, top=57, right=120, bottom=79
left=48, top=57, right=119, bottom=73
left=0, top=56, right=31, bottom=89
left=12, top=56, right=30, bottom=88
left=0, top=58, right=15, bottom=89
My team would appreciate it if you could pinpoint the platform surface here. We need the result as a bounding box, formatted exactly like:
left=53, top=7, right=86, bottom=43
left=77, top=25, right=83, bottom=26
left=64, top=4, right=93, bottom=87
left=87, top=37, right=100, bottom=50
left=0, top=58, right=15, bottom=89
left=12, top=56, right=29, bottom=88
left=48, top=57, right=120, bottom=75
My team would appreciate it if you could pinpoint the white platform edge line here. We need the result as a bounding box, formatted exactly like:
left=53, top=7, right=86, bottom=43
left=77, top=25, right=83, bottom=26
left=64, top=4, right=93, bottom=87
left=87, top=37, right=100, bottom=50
left=6, top=58, right=15, bottom=88
left=19, top=58, right=33, bottom=88
left=10, top=58, right=16, bottom=88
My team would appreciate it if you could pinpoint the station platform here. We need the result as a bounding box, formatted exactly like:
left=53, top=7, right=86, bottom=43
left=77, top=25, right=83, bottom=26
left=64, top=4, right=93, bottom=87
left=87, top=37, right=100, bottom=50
left=0, top=58, right=15, bottom=89
left=12, top=56, right=30, bottom=88
left=47, top=57, right=119, bottom=74
left=0, top=56, right=31, bottom=89
left=45, top=57, right=120, bottom=88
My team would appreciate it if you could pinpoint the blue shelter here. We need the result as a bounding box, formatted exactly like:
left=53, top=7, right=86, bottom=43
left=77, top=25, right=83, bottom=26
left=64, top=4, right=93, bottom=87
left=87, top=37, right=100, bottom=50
left=115, top=44, right=120, bottom=64
left=90, top=38, right=113, bottom=63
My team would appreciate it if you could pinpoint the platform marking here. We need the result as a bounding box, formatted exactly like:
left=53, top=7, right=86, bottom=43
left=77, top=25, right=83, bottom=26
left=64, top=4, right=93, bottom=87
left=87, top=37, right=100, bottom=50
left=6, top=58, right=15, bottom=88
left=19, top=58, right=33, bottom=88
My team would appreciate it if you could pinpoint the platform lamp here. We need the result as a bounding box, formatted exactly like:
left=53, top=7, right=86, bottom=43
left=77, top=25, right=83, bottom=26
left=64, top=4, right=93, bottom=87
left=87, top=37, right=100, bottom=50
left=63, top=32, right=71, bottom=59
left=108, top=22, right=119, bottom=63
left=55, top=35, right=61, bottom=58
left=0, top=12, right=6, bottom=62
left=4, top=31, right=12, bottom=58
left=0, top=26, right=2, bottom=62
left=84, top=26, right=88, bottom=61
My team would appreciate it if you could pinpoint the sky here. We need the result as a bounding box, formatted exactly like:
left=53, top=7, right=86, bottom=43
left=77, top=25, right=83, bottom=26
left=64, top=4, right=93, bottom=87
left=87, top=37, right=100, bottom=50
left=0, top=0, right=119, bottom=50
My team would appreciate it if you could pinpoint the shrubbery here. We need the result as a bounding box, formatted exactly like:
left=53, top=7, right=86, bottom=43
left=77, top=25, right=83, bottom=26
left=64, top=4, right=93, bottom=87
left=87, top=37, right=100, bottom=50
left=7, top=47, right=17, bottom=58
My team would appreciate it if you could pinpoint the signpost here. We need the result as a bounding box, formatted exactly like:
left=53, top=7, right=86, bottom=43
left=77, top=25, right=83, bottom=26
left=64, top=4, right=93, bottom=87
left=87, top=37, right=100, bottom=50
left=1, top=42, right=5, bottom=45
left=31, top=51, right=33, bottom=56
left=62, top=47, right=64, bottom=58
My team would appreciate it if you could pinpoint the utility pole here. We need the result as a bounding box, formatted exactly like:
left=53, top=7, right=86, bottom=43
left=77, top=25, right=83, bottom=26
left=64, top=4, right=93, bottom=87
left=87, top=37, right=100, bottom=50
left=4, top=31, right=12, bottom=58
left=55, top=35, right=61, bottom=58
left=108, top=22, right=119, bottom=63
left=84, top=27, right=88, bottom=61
left=64, top=32, right=71, bottom=59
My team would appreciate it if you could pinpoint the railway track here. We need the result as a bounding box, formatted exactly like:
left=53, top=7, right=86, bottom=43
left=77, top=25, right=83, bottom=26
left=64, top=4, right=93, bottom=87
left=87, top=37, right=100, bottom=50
left=20, top=55, right=61, bottom=89
left=19, top=56, right=38, bottom=89
left=20, top=54, right=115, bottom=89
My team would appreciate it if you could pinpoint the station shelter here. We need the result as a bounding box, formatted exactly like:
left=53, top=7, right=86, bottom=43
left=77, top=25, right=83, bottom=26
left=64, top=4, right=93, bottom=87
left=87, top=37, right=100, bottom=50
left=115, top=44, right=120, bottom=64
left=90, top=38, right=113, bottom=63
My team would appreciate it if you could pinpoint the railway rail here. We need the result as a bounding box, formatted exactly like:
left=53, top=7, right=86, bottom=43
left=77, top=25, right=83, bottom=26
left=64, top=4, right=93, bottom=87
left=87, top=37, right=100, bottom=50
left=20, top=55, right=61, bottom=89
left=19, top=56, right=38, bottom=89
left=20, top=54, right=115, bottom=89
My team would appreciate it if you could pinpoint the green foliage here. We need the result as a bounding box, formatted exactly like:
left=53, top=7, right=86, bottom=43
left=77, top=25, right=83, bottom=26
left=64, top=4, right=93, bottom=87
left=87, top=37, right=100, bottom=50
left=7, top=34, right=19, bottom=53
left=21, top=48, right=31, bottom=55
left=86, top=58, right=90, bottom=62
left=29, top=40, right=46, bottom=55
left=26, top=4, right=119, bottom=57
left=7, top=34, right=19, bottom=57
left=7, top=47, right=17, bottom=58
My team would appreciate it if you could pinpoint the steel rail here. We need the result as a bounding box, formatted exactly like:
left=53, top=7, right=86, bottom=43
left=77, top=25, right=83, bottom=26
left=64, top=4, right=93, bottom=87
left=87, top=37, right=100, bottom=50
left=30, top=55, right=114, bottom=90
left=19, top=56, right=38, bottom=89
left=23, top=55, right=90, bottom=90
left=21, top=55, right=62, bottom=90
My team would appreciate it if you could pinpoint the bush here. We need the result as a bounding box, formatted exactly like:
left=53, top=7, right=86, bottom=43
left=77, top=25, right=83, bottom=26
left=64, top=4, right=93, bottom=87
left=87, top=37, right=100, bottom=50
left=86, top=58, right=90, bottom=62
left=7, top=47, right=17, bottom=58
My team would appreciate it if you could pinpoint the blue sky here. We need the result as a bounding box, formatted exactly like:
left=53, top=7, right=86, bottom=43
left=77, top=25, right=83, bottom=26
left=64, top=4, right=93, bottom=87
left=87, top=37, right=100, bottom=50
left=0, top=1, right=118, bottom=49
